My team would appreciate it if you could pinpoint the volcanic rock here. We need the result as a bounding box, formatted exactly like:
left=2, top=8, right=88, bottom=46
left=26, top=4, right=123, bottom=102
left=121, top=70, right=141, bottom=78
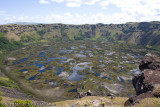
left=78, top=90, right=95, bottom=98
left=124, top=92, right=154, bottom=106
left=139, top=54, right=160, bottom=71
left=125, top=54, right=160, bottom=106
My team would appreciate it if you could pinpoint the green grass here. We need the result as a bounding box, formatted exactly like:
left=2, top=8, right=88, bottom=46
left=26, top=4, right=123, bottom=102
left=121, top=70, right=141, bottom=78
left=14, top=99, right=37, bottom=107
left=91, top=35, right=101, bottom=40
left=0, top=77, right=19, bottom=88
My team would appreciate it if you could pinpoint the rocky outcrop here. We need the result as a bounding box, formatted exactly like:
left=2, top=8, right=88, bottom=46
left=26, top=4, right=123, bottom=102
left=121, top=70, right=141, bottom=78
left=78, top=90, right=95, bottom=98
left=139, top=54, right=160, bottom=71
left=124, top=92, right=154, bottom=106
left=125, top=54, right=160, bottom=106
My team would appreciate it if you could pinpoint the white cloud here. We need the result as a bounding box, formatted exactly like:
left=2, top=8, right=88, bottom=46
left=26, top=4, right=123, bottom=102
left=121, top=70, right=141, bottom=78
left=3, top=0, right=160, bottom=24
left=51, top=0, right=64, bottom=3
left=99, top=0, right=160, bottom=23
left=39, top=0, right=50, bottom=4
left=99, top=0, right=109, bottom=7
left=44, top=14, right=64, bottom=23
left=84, top=0, right=100, bottom=5
left=2, top=11, right=160, bottom=25
left=39, top=0, right=100, bottom=7
left=66, top=0, right=101, bottom=7
left=18, top=16, right=29, bottom=21
left=38, top=0, right=160, bottom=19
left=4, top=15, right=30, bottom=23
left=66, top=2, right=81, bottom=7
left=64, top=12, right=72, bottom=16
left=99, top=0, right=160, bottom=16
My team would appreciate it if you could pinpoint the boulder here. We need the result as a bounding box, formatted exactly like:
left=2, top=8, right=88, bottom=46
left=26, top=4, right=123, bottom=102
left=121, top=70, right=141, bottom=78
left=78, top=90, right=95, bottom=98
left=87, top=90, right=92, bottom=96
left=139, top=54, right=160, bottom=71
left=78, top=92, right=87, bottom=98
left=125, top=54, right=160, bottom=106
left=133, top=69, right=160, bottom=95
left=124, top=92, right=154, bottom=106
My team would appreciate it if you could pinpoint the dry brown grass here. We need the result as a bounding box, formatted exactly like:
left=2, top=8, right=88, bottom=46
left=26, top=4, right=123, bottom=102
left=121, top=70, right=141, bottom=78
left=54, top=96, right=128, bottom=107
left=1, top=96, right=160, bottom=107
left=6, top=32, right=20, bottom=41
left=133, top=98, right=160, bottom=107
left=153, top=85, right=160, bottom=97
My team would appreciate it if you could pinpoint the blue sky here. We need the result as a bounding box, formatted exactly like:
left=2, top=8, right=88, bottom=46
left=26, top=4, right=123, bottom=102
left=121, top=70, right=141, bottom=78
left=0, top=0, right=160, bottom=24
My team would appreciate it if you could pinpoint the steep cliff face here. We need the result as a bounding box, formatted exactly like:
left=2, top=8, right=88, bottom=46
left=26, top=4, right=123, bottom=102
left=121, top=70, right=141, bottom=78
left=0, top=21, right=160, bottom=47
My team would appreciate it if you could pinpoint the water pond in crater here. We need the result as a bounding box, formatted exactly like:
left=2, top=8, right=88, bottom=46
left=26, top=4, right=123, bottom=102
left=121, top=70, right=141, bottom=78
left=5, top=41, right=159, bottom=101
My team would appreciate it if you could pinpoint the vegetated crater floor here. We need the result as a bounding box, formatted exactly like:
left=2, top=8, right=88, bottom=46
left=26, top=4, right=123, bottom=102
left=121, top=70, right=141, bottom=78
left=4, top=41, right=158, bottom=102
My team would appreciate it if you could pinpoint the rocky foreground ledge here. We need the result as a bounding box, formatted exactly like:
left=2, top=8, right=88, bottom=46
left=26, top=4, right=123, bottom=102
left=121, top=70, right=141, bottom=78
left=125, top=54, right=160, bottom=106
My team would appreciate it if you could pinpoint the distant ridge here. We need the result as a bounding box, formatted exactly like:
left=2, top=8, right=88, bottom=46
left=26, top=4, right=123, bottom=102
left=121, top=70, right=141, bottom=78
left=0, top=21, right=160, bottom=50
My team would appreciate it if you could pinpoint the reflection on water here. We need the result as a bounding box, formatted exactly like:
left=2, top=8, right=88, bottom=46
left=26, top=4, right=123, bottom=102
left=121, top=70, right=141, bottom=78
left=68, top=70, right=86, bottom=81
left=29, top=74, right=37, bottom=80
left=19, top=58, right=28, bottom=62
left=38, top=52, right=47, bottom=57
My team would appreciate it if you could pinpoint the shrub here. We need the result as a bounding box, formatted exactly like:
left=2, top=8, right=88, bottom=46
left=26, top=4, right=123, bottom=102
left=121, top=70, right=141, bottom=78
left=0, top=78, right=18, bottom=88
left=20, top=32, right=41, bottom=43
left=101, top=102, right=106, bottom=107
left=0, top=96, right=2, bottom=101
left=0, top=32, right=22, bottom=51
left=14, top=99, right=37, bottom=107
left=0, top=91, right=4, bottom=95
left=0, top=102, right=6, bottom=107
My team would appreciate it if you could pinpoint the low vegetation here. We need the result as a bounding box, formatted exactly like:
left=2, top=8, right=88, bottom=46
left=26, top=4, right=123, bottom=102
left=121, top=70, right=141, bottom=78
left=14, top=99, right=37, bottom=107
left=0, top=22, right=160, bottom=106
left=0, top=32, right=22, bottom=52
left=0, top=77, right=19, bottom=88
left=53, top=96, right=160, bottom=107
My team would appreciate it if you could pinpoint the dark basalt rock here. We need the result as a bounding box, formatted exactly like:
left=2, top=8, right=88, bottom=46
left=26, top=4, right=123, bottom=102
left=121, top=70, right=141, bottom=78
left=125, top=54, right=160, bottom=106
left=87, top=90, right=92, bottom=96
left=132, top=69, right=160, bottom=95
left=78, top=90, right=95, bottom=98
left=78, top=92, right=87, bottom=98
left=132, top=72, right=145, bottom=95
left=124, top=92, right=154, bottom=106
left=139, top=54, right=160, bottom=71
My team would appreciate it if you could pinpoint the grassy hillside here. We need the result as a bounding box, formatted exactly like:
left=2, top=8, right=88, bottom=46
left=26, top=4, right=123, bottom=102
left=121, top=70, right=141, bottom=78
left=0, top=21, right=160, bottom=50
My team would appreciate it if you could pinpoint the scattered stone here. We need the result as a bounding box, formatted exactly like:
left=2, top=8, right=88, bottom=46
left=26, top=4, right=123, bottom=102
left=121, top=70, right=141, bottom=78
left=7, top=57, right=16, bottom=61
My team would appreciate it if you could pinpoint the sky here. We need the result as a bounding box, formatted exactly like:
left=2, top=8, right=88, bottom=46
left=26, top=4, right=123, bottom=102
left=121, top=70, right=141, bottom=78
left=0, top=0, right=160, bottom=25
